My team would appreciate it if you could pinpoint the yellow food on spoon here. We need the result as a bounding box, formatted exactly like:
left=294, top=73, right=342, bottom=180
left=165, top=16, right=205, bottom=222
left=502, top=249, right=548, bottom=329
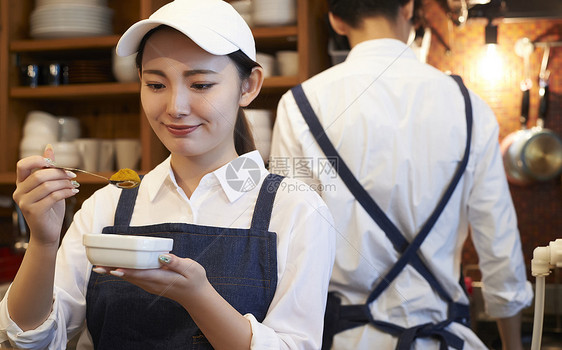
left=109, top=168, right=140, bottom=188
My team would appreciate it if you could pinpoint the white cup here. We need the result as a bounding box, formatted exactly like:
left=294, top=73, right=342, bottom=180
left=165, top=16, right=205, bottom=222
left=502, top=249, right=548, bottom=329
left=245, top=110, right=273, bottom=162
left=24, top=110, right=59, bottom=140
left=112, top=46, right=139, bottom=83
left=57, top=116, right=81, bottom=141
left=252, top=0, right=297, bottom=26
left=256, top=52, right=276, bottom=77
left=19, top=134, right=55, bottom=159
left=19, top=136, right=47, bottom=159
left=75, top=138, right=101, bottom=172
left=276, top=50, right=299, bottom=76
left=52, top=141, right=80, bottom=168
left=115, top=138, right=141, bottom=170
left=98, top=140, right=115, bottom=172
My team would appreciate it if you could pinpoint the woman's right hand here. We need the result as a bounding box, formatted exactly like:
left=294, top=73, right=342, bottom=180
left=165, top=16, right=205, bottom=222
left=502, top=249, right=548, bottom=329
left=12, top=145, right=79, bottom=247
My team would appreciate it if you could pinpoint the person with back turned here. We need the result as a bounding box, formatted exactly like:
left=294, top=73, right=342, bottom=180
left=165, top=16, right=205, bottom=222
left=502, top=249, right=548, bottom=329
left=270, top=0, right=533, bottom=349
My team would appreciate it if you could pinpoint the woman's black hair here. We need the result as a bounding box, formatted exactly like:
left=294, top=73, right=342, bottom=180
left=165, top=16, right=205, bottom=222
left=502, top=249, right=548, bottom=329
left=327, top=0, right=412, bottom=27
left=226, top=50, right=259, bottom=156
left=135, top=25, right=258, bottom=156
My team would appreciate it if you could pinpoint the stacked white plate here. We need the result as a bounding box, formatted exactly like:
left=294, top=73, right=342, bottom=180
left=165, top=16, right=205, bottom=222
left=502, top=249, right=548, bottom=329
left=252, top=0, right=296, bottom=26
left=30, top=0, right=113, bottom=39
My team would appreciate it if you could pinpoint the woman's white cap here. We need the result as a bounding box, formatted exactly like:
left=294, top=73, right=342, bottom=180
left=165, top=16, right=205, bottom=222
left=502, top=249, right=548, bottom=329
left=116, top=0, right=256, bottom=61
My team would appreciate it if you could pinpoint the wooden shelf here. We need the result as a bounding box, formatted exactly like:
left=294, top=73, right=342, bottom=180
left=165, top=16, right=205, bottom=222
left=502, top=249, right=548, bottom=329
left=261, top=76, right=299, bottom=94
left=253, top=26, right=298, bottom=51
left=0, top=173, right=16, bottom=185
left=252, top=26, right=298, bottom=39
left=9, top=77, right=298, bottom=100
left=0, top=0, right=329, bottom=188
left=263, top=75, right=299, bottom=87
left=10, top=35, right=121, bottom=52
left=10, top=82, right=140, bottom=99
left=8, top=28, right=298, bottom=53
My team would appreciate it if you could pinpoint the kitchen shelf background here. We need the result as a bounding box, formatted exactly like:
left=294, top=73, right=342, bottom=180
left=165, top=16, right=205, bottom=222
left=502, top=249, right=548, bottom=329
left=0, top=0, right=330, bottom=185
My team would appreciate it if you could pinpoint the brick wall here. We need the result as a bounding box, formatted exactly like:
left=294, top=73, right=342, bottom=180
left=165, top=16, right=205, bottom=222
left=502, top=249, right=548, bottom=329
left=424, top=2, right=562, bottom=280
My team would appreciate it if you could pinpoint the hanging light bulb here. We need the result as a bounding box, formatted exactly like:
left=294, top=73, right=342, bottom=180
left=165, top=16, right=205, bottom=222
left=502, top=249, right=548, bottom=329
left=485, top=22, right=498, bottom=45
left=479, top=20, right=503, bottom=84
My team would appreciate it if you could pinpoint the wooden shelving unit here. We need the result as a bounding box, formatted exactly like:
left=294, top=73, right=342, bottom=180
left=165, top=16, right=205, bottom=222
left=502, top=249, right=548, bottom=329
left=10, top=82, right=140, bottom=99
left=0, top=0, right=329, bottom=187
left=10, top=35, right=121, bottom=52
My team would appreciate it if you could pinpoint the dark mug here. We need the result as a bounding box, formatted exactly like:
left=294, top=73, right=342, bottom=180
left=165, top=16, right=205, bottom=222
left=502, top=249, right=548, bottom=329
left=20, top=64, right=40, bottom=87
left=44, top=63, right=69, bottom=86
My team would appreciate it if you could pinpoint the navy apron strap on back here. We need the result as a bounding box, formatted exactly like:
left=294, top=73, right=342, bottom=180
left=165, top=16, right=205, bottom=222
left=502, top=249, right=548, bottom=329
left=112, top=175, right=143, bottom=227
left=292, top=85, right=460, bottom=307
left=291, top=83, right=464, bottom=301
left=367, top=76, right=472, bottom=302
left=291, top=84, right=410, bottom=251
left=367, top=73, right=473, bottom=302
left=292, top=76, right=472, bottom=350
left=250, top=174, right=284, bottom=232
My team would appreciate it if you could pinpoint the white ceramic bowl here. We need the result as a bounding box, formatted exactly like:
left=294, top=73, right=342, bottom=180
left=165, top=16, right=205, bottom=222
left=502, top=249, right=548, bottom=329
left=19, top=135, right=54, bottom=159
left=252, top=0, right=296, bottom=26
left=245, top=109, right=273, bottom=129
left=245, top=109, right=273, bottom=162
left=36, top=0, right=108, bottom=6
left=58, top=116, right=81, bottom=141
left=256, top=52, right=276, bottom=77
left=23, top=110, right=59, bottom=139
left=276, top=50, right=299, bottom=76
left=83, top=234, right=174, bottom=269
left=112, top=47, right=139, bottom=83
left=52, top=141, right=81, bottom=167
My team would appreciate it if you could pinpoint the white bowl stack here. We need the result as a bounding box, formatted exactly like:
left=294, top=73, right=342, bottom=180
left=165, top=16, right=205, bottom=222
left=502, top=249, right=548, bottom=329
left=245, top=109, right=273, bottom=163
left=20, top=111, right=59, bottom=159
left=51, top=141, right=81, bottom=168
left=20, top=111, right=82, bottom=167
left=256, top=52, right=276, bottom=77
left=276, top=50, right=299, bottom=76
left=30, top=0, right=113, bottom=39
left=252, top=0, right=296, bottom=26
left=111, top=46, right=139, bottom=83
left=58, top=116, right=81, bottom=142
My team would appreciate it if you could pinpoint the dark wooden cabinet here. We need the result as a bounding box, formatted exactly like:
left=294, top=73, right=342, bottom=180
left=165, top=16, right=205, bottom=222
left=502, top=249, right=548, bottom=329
left=0, top=0, right=329, bottom=185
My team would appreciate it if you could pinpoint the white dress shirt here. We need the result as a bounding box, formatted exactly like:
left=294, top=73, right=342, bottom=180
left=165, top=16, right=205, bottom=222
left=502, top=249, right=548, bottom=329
left=270, top=39, right=533, bottom=349
left=0, top=151, right=336, bottom=350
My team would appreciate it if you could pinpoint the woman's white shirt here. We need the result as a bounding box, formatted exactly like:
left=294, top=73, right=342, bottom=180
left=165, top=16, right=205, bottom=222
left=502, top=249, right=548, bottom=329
left=0, top=151, right=336, bottom=349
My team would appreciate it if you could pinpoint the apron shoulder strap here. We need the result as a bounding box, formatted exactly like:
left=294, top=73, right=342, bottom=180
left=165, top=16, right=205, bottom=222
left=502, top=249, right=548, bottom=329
left=291, top=84, right=409, bottom=251
left=250, top=174, right=285, bottom=232
left=110, top=173, right=285, bottom=232
left=293, top=78, right=473, bottom=350
left=110, top=175, right=143, bottom=228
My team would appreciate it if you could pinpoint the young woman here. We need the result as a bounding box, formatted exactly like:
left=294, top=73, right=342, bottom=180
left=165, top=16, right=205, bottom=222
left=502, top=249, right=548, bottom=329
left=0, top=1, right=335, bottom=349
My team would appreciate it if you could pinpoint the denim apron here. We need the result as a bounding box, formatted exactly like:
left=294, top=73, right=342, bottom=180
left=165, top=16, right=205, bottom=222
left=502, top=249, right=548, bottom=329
left=86, top=173, right=283, bottom=349
left=291, top=76, right=473, bottom=350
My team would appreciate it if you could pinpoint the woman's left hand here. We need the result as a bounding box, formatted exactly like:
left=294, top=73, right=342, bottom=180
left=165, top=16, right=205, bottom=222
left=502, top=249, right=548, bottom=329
left=93, top=254, right=209, bottom=303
